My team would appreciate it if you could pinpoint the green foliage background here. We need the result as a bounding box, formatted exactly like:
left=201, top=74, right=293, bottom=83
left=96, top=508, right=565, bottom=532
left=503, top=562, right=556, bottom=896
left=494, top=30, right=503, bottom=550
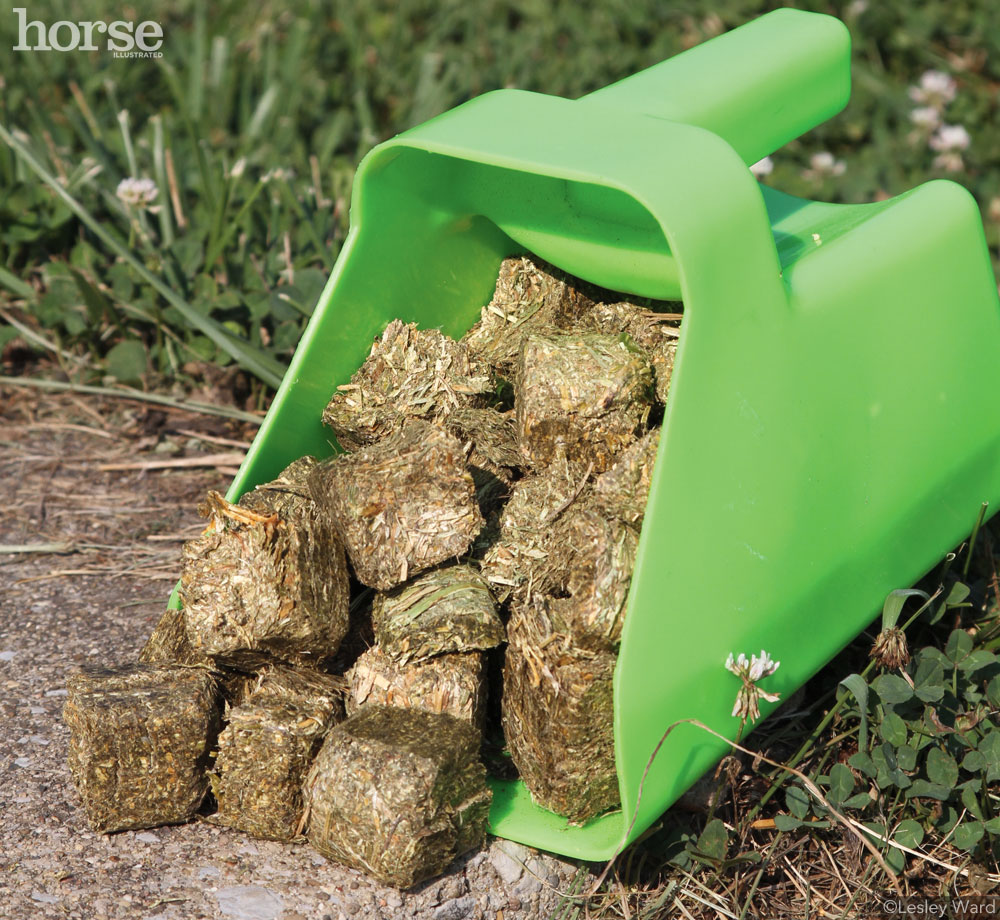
left=1, top=0, right=999, bottom=386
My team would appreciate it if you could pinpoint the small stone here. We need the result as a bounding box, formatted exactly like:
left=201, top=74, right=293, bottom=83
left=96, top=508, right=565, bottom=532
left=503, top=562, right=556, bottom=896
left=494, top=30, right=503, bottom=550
left=215, top=885, right=284, bottom=920
left=45, top=688, right=68, bottom=697
left=135, top=832, right=159, bottom=844
left=384, top=892, right=403, bottom=909
left=433, top=896, right=476, bottom=920
left=514, top=875, right=543, bottom=897
left=0, top=650, right=17, bottom=661
left=14, top=757, right=30, bottom=768
left=489, top=845, right=525, bottom=885
left=31, top=891, right=59, bottom=904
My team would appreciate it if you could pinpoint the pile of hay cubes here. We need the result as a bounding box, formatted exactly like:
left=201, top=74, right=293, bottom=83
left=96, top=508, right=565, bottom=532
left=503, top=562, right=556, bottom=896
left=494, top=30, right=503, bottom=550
left=63, top=256, right=680, bottom=888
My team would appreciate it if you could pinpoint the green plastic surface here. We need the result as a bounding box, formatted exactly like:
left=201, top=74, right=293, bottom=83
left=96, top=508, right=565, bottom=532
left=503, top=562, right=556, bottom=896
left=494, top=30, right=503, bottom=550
left=168, top=10, right=1000, bottom=859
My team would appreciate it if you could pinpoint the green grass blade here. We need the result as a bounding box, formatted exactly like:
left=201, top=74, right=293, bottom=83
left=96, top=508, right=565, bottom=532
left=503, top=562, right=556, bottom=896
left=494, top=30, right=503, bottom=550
left=0, top=122, right=285, bottom=388
left=0, top=266, right=35, bottom=300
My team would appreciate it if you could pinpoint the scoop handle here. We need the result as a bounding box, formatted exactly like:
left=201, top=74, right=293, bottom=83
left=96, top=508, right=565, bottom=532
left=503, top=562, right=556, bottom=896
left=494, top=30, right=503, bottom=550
left=580, top=9, right=851, bottom=165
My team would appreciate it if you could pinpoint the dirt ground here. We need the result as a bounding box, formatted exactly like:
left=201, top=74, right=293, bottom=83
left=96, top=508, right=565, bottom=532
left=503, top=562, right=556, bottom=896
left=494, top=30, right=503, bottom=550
left=0, top=385, right=587, bottom=920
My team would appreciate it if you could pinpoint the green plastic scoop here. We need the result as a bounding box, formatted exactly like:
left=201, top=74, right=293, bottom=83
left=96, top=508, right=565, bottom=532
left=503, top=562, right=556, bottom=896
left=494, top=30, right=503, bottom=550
left=170, top=9, right=1000, bottom=859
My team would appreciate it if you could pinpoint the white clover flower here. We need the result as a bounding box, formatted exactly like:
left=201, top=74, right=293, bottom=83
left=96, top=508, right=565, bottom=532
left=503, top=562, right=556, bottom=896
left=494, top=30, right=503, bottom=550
left=810, top=151, right=846, bottom=176
left=932, top=151, right=965, bottom=173
left=228, top=157, right=247, bottom=180
left=116, top=177, right=158, bottom=209
left=802, top=151, right=846, bottom=182
left=262, top=167, right=294, bottom=184
left=750, top=156, right=774, bottom=179
left=908, top=70, right=957, bottom=109
left=909, top=106, right=941, bottom=130
left=929, top=124, right=971, bottom=152
left=725, top=649, right=780, bottom=723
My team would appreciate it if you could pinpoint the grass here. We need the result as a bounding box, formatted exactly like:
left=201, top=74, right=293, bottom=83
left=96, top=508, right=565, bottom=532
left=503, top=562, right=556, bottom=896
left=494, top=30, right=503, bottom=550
left=4, top=1, right=1000, bottom=916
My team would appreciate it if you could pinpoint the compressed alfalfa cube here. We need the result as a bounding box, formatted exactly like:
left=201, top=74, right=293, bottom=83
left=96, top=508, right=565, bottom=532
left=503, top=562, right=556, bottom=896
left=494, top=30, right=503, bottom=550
left=445, top=406, right=523, bottom=516
left=179, top=481, right=350, bottom=667
left=138, top=612, right=261, bottom=707
left=245, top=663, right=346, bottom=715
left=321, top=319, right=494, bottom=450
left=238, top=455, right=318, bottom=519
left=582, top=301, right=681, bottom=404
left=462, top=256, right=597, bottom=379
left=501, top=600, right=619, bottom=824
left=63, top=663, right=220, bottom=833
left=444, top=408, right=522, bottom=482
left=372, top=564, right=504, bottom=665
left=515, top=332, right=654, bottom=473
left=304, top=705, right=492, bottom=889
left=593, top=428, right=661, bottom=527
left=478, top=454, right=593, bottom=604
left=346, top=646, right=486, bottom=729
left=308, top=420, right=484, bottom=591
left=139, top=606, right=209, bottom=667
left=209, top=696, right=338, bottom=841
left=536, top=503, right=640, bottom=650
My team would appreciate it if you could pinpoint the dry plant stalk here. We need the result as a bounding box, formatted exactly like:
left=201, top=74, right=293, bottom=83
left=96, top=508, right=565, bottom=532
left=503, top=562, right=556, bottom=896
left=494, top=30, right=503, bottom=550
left=322, top=319, right=493, bottom=450
left=593, top=428, right=661, bottom=527
left=462, top=256, right=598, bottom=379
left=309, top=420, right=484, bottom=590
left=479, top=454, right=593, bottom=604
left=502, top=600, right=619, bottom=824
left=209, top=698, right=337, bottom=841
left=63, top=663, right=220, bottom=833
left=372, top=564, right=504, bottom=664
left=347, top=646, right=486, bottom=728
left=180, top=464, right=350, bottom=667
left=304, top=706, right=491, bottom=889
left=516, top=332, right=653, bottom=473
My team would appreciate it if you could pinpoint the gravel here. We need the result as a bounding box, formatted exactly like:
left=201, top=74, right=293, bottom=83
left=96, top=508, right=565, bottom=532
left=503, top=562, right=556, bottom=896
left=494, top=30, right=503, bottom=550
left=0, top=390, right=591, bottom=919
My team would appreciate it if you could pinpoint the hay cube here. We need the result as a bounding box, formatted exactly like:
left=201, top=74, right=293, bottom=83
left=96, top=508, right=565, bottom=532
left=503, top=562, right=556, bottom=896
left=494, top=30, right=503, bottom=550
left=209, top=697, right=337, bottom=841
left=139, top=606, right=209, bottom=667
left=593, top=428, right=661, bottom=526
left=538, top=504, right=639, bottom=649
left=322, top=320, right=494, bottom=450
left=372, top=564, right=504, bottom=664
left=244, top=663, right=346, bottom=714
left=309, top=420, right=484, bottom=590
left=479, top=454, right=592, bottom=604
left=516, top=332, right=653, bottom=473
left=583, top=301, right=681, bottom=404
left=501, top=601, right=619, bottom=824
left=63, top=664, right=220, bottom=833
left=347, top=646, right=486, bottom=728
left=238, top=455, right=320, bottom=518
left=462, top=256, right=597, bottom=379
left=180, top=469, right=350, bottom=666
left=444, top=407, right=523, bottom=516
left=304, top=705, right=491, bottom=889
